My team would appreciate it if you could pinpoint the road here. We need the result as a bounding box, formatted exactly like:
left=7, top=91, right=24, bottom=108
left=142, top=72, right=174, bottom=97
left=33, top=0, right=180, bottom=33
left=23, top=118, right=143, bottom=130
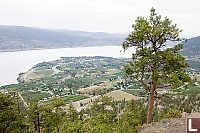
left=18, top=92, right=28, bottom=108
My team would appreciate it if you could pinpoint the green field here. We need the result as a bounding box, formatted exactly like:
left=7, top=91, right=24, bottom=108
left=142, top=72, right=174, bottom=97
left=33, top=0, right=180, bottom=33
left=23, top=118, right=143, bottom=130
left=21, top=91, right=51, bottom=102
left=123, top=89, right=146, bottom=97
left=62, top=95, right=88, bottom=104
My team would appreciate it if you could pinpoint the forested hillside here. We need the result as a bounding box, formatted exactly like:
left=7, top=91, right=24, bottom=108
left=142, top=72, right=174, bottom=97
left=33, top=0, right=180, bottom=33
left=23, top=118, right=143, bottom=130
left=182, top=36, right=200, bottom=56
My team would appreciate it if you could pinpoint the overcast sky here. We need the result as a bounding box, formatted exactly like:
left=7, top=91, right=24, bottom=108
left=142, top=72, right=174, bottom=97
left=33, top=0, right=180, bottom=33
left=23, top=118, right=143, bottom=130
left=0, top=0, right=199, bottom=36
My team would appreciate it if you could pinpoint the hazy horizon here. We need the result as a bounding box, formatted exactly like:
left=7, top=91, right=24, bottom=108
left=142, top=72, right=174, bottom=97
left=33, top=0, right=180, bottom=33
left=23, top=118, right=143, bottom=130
left=0, top=0, right=199, bottom=37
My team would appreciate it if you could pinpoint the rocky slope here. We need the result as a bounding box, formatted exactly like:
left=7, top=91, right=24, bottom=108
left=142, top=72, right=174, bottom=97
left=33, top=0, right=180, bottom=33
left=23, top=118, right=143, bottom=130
left=139, top=112, right=200, bottom=133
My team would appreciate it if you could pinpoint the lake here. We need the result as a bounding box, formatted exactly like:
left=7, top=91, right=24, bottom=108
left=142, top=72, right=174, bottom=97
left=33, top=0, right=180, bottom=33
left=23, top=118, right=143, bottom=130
left=0, top=46, right=135, bottom=86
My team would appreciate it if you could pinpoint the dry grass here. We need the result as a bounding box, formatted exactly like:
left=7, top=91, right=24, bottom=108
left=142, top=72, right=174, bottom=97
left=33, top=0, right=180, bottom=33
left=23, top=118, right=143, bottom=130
left=79, top=85, right=104, bottom=93
left=25, top=69, right=53, bottom=81
left=106, top=90, right=140, bottom=101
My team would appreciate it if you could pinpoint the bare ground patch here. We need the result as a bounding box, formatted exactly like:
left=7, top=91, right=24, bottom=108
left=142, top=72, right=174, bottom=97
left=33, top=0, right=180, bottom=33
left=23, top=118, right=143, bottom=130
left=106, top=90, right=140, bottom=101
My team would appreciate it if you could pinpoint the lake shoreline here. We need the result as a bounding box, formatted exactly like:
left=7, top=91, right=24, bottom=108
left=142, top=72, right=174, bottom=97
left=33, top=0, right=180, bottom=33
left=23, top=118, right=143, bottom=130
left=0, top=44, right=121, bottom=53
left=0, top=46, right=133, bottom=86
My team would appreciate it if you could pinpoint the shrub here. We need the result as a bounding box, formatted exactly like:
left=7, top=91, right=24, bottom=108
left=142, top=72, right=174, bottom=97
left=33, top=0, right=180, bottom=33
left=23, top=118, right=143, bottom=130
left=166, top=109, right=182, bottom=119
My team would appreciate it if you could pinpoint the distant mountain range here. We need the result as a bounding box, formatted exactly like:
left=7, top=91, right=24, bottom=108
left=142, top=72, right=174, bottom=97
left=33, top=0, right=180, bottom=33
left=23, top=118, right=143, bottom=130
left=0, top=25, right=199, bottom=56
left=0, top=26, right=127, bottom=52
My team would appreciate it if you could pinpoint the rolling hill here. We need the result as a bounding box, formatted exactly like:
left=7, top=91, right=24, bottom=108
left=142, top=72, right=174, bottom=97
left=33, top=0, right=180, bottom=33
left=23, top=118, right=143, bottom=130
left=0, top=25, right=126, bottom=52
left=1, top=25, right=199, bottom=56
left=182, top=36, right=200, bottom=56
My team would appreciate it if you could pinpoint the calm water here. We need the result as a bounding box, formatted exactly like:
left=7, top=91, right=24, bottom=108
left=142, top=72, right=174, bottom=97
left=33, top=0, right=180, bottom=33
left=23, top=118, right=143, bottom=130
left=0, top=46, right=135, bottom=86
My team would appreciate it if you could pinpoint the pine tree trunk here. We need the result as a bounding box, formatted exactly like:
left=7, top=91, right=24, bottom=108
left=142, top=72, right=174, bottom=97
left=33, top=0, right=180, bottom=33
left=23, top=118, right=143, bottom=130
left=147, top=55, right=157, bottom=124
left=147, top=88, right=155, bottom=124
left=57, top=125, right=60, bottom=133
left=37, top=113, right=40, bottom=133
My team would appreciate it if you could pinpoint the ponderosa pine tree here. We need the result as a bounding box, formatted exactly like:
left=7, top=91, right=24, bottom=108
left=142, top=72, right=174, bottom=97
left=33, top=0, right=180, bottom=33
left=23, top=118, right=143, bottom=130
left=123, top=8, right=191, bottom=124
left=0, top=94, right=24, bottom=133
left=27, top=99, right=43, bottom=133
